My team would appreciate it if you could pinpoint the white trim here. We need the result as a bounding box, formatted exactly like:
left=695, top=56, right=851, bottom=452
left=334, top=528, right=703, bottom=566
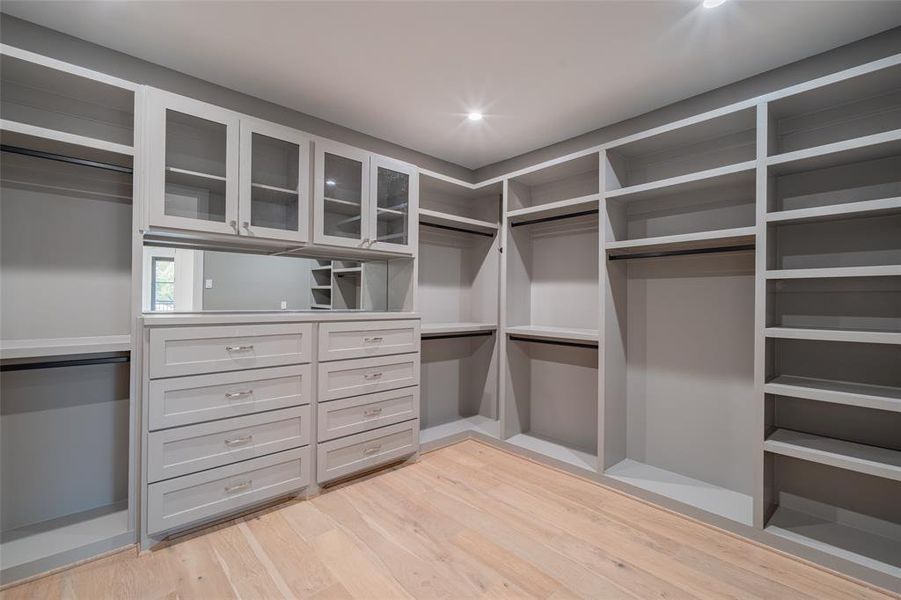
left=1, top=43, right=139, bottom=91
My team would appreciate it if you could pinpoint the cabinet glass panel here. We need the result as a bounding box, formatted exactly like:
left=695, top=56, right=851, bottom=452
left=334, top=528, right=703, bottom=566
left=375, top=166, right=410, bottom=245
left=322, top=152, right=363, bottom=240
left=250, top=133, right=299, bottom=231
left=164, top=110, right=227, bottom=222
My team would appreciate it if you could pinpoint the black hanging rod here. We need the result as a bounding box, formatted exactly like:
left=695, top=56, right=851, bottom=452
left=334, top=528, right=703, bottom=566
left=508, top=335, right=598, bottom=350
left=1, top=355, right=130, bottom=372
left=422, top=331, right=495, bottom=341
left=1, top=145, right=134, bottom=174
left=608, top=244, right=755, bottom=262
left=420, top=221, right=495, bottom=237
left=510, top=209, right=599, bottom=228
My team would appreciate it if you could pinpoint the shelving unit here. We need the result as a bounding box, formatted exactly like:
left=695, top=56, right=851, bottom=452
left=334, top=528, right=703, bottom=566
left=309, top=259, right=332, bottom=309
left=506, top=153, right=599, bottom=224
left=331, top=260, right=364, bottom=310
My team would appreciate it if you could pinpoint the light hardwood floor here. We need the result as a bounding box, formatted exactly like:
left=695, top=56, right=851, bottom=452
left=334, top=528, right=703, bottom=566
left=2, top=440, right=897, bottom=599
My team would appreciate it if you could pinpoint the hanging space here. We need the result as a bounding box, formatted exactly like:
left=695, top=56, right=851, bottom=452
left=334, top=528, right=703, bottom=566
left=600, top=109, right=759, bottom=526
left=761, top=63, right=901, bottom=580
left=0, top=49, right=136, bottom=584
left=503, top=156, right=600, bottom=471
left=418, top=175, right=502, bottom=443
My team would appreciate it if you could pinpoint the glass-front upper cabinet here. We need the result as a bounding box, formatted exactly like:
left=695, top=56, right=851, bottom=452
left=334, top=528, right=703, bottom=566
left=313, top=139, right=370, bottom=249
left=147, top=90, right=240, bottom=235
left=239, top=119, right=310, bottom=242
left=369, top=155, right=417, bottom=253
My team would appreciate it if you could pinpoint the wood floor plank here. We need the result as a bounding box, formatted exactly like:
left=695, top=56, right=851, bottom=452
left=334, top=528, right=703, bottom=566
left=2, top=440, right=895, bottom=600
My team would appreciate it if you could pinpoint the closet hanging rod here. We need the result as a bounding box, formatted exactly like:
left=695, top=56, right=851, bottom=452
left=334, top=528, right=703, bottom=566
left=508, top=335, right=598, bottom=350
left=420, top=222, right=495, bottom=237
left=422, top=331, right=495, bottom=341
left=1, top=355, right=130, bottom=372
left=0, top=145, right=134, bottom=174
left=510, top=209, right=598, bottom=228
left=608, top=244, right=756, bottom=261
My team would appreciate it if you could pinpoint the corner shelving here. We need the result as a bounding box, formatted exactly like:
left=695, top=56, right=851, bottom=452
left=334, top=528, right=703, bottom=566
left=506, top=433, right=596, bottom=472
left=506, top=193, right=599, bottom=226
left=505, top=325, right=598, bottom=345
left=506, top=153, right=599, bottom=221
left=418, top=208, right=498, bottom=236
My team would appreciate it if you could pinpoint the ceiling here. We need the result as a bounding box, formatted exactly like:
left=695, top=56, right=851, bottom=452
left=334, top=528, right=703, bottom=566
left=4, top=1, right=901, bottom=170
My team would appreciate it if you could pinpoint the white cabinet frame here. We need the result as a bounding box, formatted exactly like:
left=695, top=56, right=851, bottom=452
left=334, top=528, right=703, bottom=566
left=369, top=155, right=418, bottom=254
left=146, top=90, right=240, bottom=235
left=313, top=138, right=371, bottom=249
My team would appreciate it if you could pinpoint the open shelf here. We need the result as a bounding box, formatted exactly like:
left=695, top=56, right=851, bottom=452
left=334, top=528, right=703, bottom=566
left=506, top=325, right=598, bottom=345
left=419, top=208, right=498, bottom=235
left=765, top=327, right=901, bottom=346
left=606, top=226, right=755, bottom=257
left=1, top=119, right=134, bottom=160
left=420, top=415, right=500, bottom=445
left=606, top=459, right=753, bottom=525
left=507, top=194, right=599, bottom=226
left=765, top=429, right=900, bottom=482
left=606, top=160, right=756, bottom=201
left=506, top=433, right=596, bottom=472
left=507, top=154, right=599, bottom=216
left=765, top=375, right=901, bottom=413
left=0, top=335, right=131, bottom=360
left=421, top=322, right=497, bottom=337
left=766, top=265, right=901, bottom=279
left=766, top=197, right=901, bottom=225
left=768, top=130, right=901, bottom=176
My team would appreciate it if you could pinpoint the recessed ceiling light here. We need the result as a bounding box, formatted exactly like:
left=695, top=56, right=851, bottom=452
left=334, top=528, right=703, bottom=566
left=325, top=179, right=336, bottom=186
left=467, top=112, right=484, bottom=122
left=702, top=0, right=727, bottom=7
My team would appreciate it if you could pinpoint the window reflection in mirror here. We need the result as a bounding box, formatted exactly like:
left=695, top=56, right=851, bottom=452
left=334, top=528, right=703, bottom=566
left=142, top=246, right=389, bottom=312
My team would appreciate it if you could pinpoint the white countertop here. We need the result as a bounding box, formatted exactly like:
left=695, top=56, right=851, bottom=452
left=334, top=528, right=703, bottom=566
left=141, top=311, right=419, bottom=326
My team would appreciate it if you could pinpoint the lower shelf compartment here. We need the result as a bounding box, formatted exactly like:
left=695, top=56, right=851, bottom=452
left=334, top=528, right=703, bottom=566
left=505, top=433, right=596, bottom=472
left=605, top=459, right=754, bottom=526
left=420, top=415, right=499, bottom=445
left=0, top=502, right=131, bottom=583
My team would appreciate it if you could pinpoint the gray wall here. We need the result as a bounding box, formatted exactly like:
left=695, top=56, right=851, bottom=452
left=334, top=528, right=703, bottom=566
left=201, top=252, right=311, bottom=311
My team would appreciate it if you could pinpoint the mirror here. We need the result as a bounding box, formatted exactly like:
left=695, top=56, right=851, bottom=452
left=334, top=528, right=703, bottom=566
left=142, top=246, right=389, bottom=312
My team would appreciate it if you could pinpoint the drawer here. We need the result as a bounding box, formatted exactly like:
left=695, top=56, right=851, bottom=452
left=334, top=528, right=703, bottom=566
left=318, top=353, right=419, bottom=402
left=148, top=365, right=311, bottom=430
left=318, top=320, right=419, bottom=361
left=148, top=406, right=311, bottom=482
left=318, top=388, right=419, bottom=442
left=317, top=421, right=418, bottom=484
left=147, top=446, right=310, bottom=535
left=149, top=323, right=312, bottom=378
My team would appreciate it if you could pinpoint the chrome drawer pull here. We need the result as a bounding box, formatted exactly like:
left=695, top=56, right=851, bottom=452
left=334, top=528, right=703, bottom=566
left=363, top=407, right=383, bottom=417
left=363, top=336, right=384, bottom=343
left=363, top=372, right=383, bottom=380
left=226, top=344, right=254, bottom=352
left=225, top=390, right=253, bottom=399
left=224, top=435, right=254, bottom=447
left=362, top=445, right=382, bottom=456
left=224, top=480, right=252, bottom=493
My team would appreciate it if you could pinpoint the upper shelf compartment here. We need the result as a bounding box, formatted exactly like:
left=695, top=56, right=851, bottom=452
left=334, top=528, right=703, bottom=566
left=768, top=62, right=901, bottom=159
left=605, top=107, right=756, bottom=193
left=419, top=174, right=500, bottom=235
left=506, top=153, right=599, bottom=225
left=0, top=51, right=135, bottom=152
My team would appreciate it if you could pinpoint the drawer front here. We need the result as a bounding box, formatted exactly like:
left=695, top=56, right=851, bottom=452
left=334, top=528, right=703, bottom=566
left=148, top=406, right=311, bottom=482
left=147, top=447, right=310, bottom=535
left=149, top=323, right=312, bottom=378
left=317, top=421, right=418, bottom=484
left=148, top=365, right=311, bottom=430
left=318, top=353, right=420, bottom=401
left=318, top=388, right=419, bottom=442
left=318, top=320, right=419, bottom=361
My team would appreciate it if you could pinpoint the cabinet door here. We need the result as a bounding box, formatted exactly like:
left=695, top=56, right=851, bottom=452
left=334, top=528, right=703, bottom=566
left=147, top=90, right=240, bottom=235
left=239, top=119, right=311, bottom=243
left=313, top=139, right=370, bottom=249
left=368, top=155, right=417, bottom=253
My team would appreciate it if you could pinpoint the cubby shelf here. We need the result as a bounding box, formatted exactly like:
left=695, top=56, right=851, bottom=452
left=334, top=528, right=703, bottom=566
left=766, top=265, right=901, bottom=279
left=0, top=335, right=132, bottom=360
left=764, top=327, right=901, bottom=346
left=606, top=226, right=756, bottom=256
left=506, top=194, right=599, bottom=225
left=767, top=129, right=901, bottom=175
left=766, top=197, right=901, bottom=225
left=0, top=119, right=134, bottom=158
left=765, top=375, right=901, bottom=413
left=506, top=325, right=598, bottom=345
left=421, top=322, right=497, bottom=337
left=420, top=415, right=500, bottom=445
left=506, top=433, right=596, bottom=472
left=765, top=429, right=901, bottom=482
left=605, top=459, right=754, bottom=525
left=418, top=208, right=498, bottom=235
left=605, top=161, right=756, bottom=202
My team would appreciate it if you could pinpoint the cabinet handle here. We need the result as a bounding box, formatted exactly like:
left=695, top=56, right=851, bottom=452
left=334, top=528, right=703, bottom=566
left=226, top=344, right=254, bottom=352
left=224, top=480, right=252, bottom=493
left=364, top=336, right=383, bottom=343
left=224, top=389, right=253, bottom=399
left=362, top=445, right=381, bottom=456
left=363, top=407, right=383, bottom=417
left=224, top=434, right=254, bottom=447
left=363, top=372, right=383, bottom=380
left=242, top=221, right=249, bottom=229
